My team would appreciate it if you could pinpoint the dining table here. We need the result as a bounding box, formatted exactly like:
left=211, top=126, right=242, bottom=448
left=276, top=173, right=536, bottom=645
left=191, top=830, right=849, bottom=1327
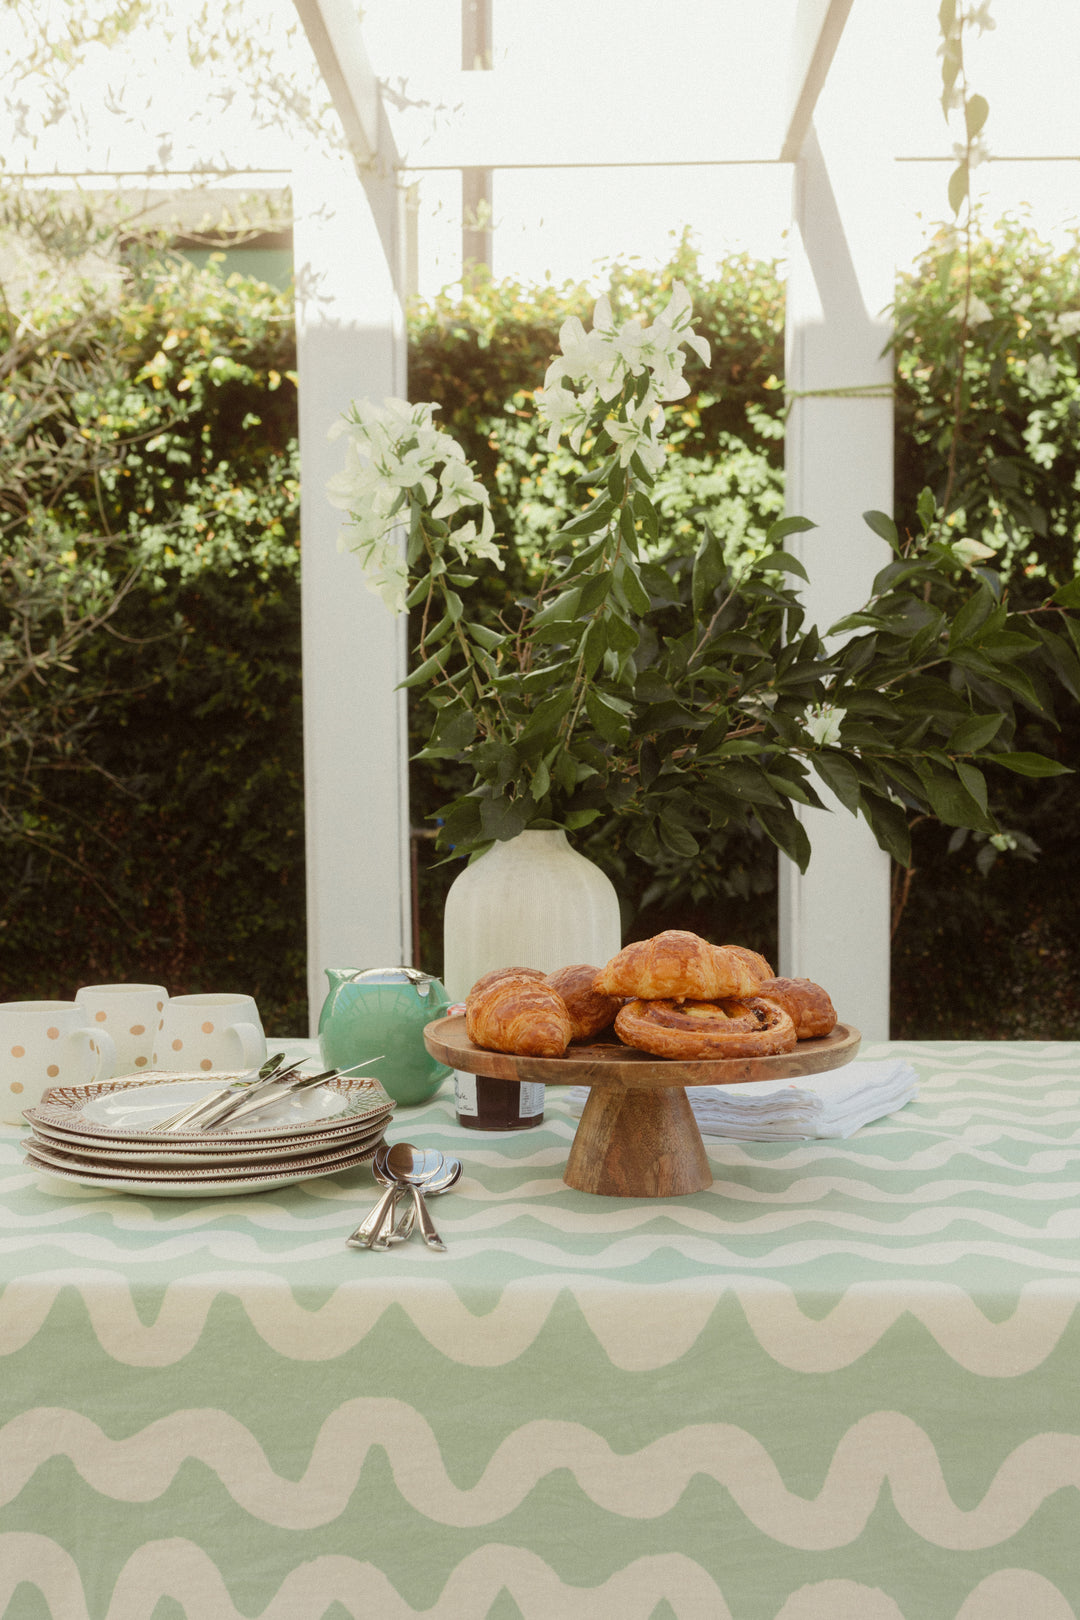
left=1, top=1036, right=1079, bottom=1620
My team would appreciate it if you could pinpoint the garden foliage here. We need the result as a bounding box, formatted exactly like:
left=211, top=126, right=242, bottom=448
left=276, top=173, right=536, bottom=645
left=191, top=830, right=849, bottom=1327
left=2, top=207, right=1078, bottom=1034
left=1, top=202, right=305, bottom=1028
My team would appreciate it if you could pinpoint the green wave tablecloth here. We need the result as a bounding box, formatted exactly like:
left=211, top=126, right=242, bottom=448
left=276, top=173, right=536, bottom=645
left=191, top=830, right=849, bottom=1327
left=1, top=1040, right=1079, bottom=1620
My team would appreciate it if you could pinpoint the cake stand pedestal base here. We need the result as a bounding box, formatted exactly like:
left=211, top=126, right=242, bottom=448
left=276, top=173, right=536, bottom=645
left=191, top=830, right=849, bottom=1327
left=563, top=1083, right=712, bottom=1197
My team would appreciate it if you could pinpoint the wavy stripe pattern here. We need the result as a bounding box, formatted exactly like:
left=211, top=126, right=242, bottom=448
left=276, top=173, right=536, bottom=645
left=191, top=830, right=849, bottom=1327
left=0, top=1270, right=1076, bottom=1373
left=4, top=1403, right=1080, bottom=1547
left=2, top=1039, right=1079, bottom=1619
left=0, top=1540, right=1075, bottom=1620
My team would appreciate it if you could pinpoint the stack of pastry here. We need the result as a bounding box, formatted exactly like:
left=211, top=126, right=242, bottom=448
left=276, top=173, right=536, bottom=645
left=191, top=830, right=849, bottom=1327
left=596, top=930, right=835, bottom=1059
left=463, top=929, right=837, bottom=1063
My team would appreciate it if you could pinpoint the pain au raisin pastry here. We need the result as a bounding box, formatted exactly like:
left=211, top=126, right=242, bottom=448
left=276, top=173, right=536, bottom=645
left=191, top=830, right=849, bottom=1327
left=465, top=969, right=572, bottom=1058
left=544, top=964, right=622, bottom=1042
left=595, top=930, right=763, bottom=1003
left=754, top=976, right=837, bottom=1039
left=615, top=996, right=798, bottom=1060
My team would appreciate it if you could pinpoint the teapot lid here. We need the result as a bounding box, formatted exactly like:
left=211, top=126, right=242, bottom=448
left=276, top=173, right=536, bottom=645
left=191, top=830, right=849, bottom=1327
left=340, top=966, right=442, bottom=996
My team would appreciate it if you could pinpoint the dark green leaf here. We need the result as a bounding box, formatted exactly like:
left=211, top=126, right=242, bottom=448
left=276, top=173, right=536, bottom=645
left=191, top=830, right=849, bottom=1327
left=519, top=686, right=576, bottom=739
left=614, top=554, right=651, bottom=616
left=399, top=640, right=454, bottom=688
left=752, top=804, right=811, bottom=872
left=585, top=688, right=631, bottom=742
left=480, top=795, right=529, bottom=841
left=1051, top=578, right=1080, bottom=608
left=919, top=767, right=995, bottom=830
left=764, top=549, right=809, bottom=582
left=657, top=814, right=700, bottom=858
left=862, top=509, right=899, bottom=546
left=860, top=793, right=911, bottom=867
left=948, top=583, right=997, bottom=647
left=988, top=752, right=1072, bottom=778
left=948, top=711, right=1004, bottom=753
left=954, top=760, right=988, bottom=816
left=578, top=571, right=611, bottom=613
left=465, top=620, right=504, bottom=652
left=811, top=752, right=863, bottom=814
left=765, top=515, right=817, bottom=546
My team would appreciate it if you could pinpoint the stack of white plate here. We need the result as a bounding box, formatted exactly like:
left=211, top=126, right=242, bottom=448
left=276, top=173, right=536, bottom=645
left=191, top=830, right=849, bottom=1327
left=21, top=1070, right=394, bottom=1197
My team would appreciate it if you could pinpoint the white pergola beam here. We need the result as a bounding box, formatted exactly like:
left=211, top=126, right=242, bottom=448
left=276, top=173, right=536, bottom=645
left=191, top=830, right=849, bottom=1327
left=780, top=0, right=857, bottom=162
left=292, top=0, right=382, bottom=163
left=778, top=0, right=898, bottom=1040
left=290, top=1, right=413, bottom=1027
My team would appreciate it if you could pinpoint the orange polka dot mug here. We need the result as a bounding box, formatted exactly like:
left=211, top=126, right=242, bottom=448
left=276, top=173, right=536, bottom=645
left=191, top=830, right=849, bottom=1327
left=1, top=1000, right=117, bottom=1124
left=75, top=983, right=169, bottom=1075
left=151, top=992, right=266, bottom=1075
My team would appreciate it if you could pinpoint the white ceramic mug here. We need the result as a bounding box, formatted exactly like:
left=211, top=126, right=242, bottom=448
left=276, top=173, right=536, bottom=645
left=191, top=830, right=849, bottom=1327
left=151, top=992, right=266, bottom=1074
left=75, top=983, right=169, bottom=1075
left=0, top=1001, right=117, bottom=1124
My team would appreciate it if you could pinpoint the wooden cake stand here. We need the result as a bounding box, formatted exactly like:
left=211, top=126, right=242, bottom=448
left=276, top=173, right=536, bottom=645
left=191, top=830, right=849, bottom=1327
left=423, top=1015, right=861, bottom=1199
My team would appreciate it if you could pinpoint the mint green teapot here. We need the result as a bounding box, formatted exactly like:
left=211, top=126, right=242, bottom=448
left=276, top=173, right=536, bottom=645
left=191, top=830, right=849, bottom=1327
left=318, top=967, right=453, bottom=1107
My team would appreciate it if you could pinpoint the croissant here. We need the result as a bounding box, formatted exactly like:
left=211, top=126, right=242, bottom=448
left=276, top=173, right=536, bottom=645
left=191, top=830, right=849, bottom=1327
left=544, top=964, right=622, bottom=1042
left=614, top=996, right=798, bottom=1060
left=753, top=976, right=837, bottom=1039
left=723, top=944, right=774, bottom=983
left=467, top=965, right=546, bottom=998
left=595, top=930, right=763, bottom=1002
left=465, top=970, right=572, bottom=1057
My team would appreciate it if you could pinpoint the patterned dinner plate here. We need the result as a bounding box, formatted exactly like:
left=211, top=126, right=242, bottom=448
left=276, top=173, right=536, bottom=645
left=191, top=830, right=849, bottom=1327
left=24, top=1071, right=393, bottom=1143
left=25, top=1110, right=391, bottom=1167
left=22, top=1137, right=381, bottom=1197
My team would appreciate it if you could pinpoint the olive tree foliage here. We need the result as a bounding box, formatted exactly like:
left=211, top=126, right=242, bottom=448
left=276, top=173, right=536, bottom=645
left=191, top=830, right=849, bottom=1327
left=0, top=196, right=155, bottom=904
left=0, top=0, right=341, bottom=176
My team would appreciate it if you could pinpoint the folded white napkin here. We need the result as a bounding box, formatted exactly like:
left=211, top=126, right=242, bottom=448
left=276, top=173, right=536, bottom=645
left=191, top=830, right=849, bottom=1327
left=567, top=1058, right=918, bottom=1141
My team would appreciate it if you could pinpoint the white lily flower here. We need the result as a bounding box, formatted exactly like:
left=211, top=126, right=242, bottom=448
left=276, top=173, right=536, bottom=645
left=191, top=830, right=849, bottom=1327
left=604, top=398, right=666, bottom=472
left=803, top=702, right=846, bottom=748
left=551, top=316, right=625, bottom=400
left=449, top=507, right=504, bottom=570
left=340, top=530, right=409, bottom=615
left=432, top=456, right=490, bottom=520
left=535, top=382, right=590, bottom=449
left=659, top=280, right=711, bottom=364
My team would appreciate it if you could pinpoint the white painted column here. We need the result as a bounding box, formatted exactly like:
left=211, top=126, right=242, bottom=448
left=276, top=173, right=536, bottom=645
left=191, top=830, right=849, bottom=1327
left=293, top=150, right=412, bottom=1032
left=779, top=111, right=895, bottom=1040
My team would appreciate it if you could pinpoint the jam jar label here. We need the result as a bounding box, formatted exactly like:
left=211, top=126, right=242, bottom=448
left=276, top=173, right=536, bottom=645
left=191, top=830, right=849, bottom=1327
left=519, top=1082, right=544, bottom=1118
left=454, top=1071, right=478, bottom=1116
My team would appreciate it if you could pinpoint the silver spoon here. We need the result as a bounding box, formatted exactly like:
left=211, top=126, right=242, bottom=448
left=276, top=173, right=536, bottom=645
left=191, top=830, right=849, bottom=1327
left=374, top=1153, right=461, bottom=1246
left=385, top=1143, right=450, bottom=1251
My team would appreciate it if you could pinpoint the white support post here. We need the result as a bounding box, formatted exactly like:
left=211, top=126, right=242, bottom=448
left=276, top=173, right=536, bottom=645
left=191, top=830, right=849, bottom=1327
left=779, top=119, right=895, bottom=1040
left=293, top=150, right=412, bottom=1032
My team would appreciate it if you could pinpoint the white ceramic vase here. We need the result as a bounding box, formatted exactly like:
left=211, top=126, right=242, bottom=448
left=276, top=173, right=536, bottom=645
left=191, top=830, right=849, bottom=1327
left=442, top=828, right=623, bottom=1001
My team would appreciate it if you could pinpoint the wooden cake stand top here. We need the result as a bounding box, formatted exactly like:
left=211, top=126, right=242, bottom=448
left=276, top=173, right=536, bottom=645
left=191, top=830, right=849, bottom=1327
left=423, top=1015, right=861, bottom=1090
left=423, top=1016, right=863, bottom=1201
